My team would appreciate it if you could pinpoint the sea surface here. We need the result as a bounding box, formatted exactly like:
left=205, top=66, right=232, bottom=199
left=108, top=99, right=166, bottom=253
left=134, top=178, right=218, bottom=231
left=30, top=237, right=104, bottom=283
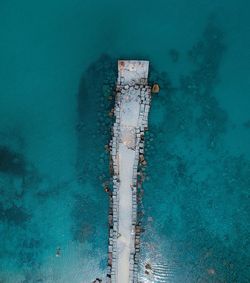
left=0, top=0, right=249, bottom=282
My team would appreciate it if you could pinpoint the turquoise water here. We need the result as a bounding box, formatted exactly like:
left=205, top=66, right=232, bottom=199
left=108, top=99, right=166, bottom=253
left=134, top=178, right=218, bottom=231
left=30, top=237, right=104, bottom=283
left=0, top=0, right=249, bottom=282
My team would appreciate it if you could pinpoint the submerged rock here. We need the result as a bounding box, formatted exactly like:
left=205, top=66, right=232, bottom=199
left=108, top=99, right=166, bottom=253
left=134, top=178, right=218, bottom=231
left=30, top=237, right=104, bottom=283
left=145, top=263, right=152, bottom=270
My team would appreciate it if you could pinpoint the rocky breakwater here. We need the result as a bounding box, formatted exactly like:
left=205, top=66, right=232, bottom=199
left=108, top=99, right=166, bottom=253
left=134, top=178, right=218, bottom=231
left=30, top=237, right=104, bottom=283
left=106, top=60, right=151, bottom=283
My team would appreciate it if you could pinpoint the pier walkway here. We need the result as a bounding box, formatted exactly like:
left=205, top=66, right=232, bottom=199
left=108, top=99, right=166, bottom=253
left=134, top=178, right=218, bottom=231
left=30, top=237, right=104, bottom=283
left=107, top=61, right=151, bottom=283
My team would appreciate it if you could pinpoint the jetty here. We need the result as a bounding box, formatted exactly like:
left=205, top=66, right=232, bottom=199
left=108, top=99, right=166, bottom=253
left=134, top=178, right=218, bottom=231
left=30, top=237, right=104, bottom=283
left=106, top=60, right=151, bottom=283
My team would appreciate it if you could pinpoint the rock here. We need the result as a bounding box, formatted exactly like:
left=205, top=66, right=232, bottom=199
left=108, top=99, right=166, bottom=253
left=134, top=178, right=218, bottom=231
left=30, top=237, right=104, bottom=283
left=145, top=263, right=152, bottom=270
left=152, top=83, right=160, bottom=94
left=139, top=154, right=145, bottom=162
left=135, top=226, right=140, bottom=233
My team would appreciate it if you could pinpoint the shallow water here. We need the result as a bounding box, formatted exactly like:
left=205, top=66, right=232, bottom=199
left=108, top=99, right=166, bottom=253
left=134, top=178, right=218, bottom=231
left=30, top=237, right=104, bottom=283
left=0, top=0, right=249, bottom=282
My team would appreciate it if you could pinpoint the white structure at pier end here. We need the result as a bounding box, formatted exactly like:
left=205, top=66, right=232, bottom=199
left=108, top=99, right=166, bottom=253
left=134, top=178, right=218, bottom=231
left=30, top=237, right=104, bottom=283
left=107, top=60, right=151, bottom=283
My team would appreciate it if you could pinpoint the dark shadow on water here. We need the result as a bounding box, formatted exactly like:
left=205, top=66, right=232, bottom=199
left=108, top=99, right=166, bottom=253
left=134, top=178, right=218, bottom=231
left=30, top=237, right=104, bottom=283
left=76, top=54, right=116, bottom=185
left=70, top=54, right=120, bottom=270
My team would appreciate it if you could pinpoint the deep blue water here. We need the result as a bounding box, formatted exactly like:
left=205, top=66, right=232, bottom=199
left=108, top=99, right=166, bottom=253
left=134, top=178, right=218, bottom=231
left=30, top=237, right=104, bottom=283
left=0, top=1, right=249, bottom=282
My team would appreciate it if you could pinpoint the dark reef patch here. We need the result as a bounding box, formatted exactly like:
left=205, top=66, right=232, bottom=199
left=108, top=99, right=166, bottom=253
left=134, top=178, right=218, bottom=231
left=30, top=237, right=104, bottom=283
left=243, top=120, right=250, bottom=128
left=169, top=48, right=180, bottom=63
left=18, top=238, right=42, bottom=268
left=0, top=202, right=30, bottom=226
left=71, top=193, right=105, bottom=246
left=0, top=146, right=26, bottom=176
left=0, top=133, right=47, bottom=283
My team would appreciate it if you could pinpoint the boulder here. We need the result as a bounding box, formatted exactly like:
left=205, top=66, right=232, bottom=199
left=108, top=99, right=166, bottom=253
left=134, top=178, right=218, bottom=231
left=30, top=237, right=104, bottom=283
left=152, top=83, right=160, bottom=94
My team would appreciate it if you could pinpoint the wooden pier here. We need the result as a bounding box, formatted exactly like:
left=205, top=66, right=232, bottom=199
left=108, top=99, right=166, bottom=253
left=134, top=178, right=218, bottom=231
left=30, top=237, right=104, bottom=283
left=106, top=60, right=151, bottom=283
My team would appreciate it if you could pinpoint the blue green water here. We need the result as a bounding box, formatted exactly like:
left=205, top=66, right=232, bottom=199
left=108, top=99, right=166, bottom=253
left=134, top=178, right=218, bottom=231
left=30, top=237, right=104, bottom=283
left=0, top=0, right=249, bottom=282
